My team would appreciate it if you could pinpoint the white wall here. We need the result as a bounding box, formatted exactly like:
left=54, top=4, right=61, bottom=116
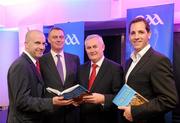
left=5, top=0, right=112, bottom=27
left=0, top=5, right=5, bottom=26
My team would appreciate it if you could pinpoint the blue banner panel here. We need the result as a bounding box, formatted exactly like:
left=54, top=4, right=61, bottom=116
left=43, top=22, right=84, bottom=64
left=126, top=4, right=174, bottom=61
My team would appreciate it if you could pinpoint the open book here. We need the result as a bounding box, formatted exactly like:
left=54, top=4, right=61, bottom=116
left=46, top=84, right=90, bottom=99
left=113, top=84, right=149, bottom=106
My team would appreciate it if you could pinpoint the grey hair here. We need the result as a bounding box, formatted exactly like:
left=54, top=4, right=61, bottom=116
left=85, top=34, right=104, bottom=46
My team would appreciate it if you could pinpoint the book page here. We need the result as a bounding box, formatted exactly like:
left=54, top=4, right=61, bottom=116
left=46, top=84, right=89, bottom=99
left=129, top=93, right=149, bottom=106
left=61, top=84, right=80, bottom=94
left=46, top=87, right=61, bottom=95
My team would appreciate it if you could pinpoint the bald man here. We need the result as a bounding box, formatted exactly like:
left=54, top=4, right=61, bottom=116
left=7, top=30, right=72, bottom=123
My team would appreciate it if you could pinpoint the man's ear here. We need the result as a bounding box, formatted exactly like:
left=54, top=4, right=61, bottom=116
left=102, top=44, right=105, bottom=51
left=47, top=38, right=51, bottom=43
left=24, top=41, right=28, bottom=48
left=148, top=32, right=151, bottom=39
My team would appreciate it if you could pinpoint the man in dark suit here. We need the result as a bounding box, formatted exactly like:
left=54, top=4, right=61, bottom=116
left=78, top=34, right=124, bottom=123
left=7, top=30, right=71, bottom=123
left=39, top=27, right=80, bottom=123
left=118, top=17, right=178, bottom=123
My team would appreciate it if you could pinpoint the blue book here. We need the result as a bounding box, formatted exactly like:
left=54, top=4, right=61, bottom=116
left=46, top=84, right=90, bottom=99
left=113, top=84, right=148, bottom=106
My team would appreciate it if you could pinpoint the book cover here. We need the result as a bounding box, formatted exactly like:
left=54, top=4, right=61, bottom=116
left=113, top=84, right=149, bottom=106
left=46, top=84, right=90, bottom=99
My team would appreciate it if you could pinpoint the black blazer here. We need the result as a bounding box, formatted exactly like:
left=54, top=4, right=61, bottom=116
left=79, top=58, right=124, bottom=123
left=125, top=48, right=178, bottom=123
left=7, top=53, right=53, bottom=123
left=39, top=52, right=80, bottom=123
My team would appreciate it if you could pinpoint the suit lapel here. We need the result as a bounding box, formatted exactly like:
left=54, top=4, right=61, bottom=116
left=83, top=63, right=91, bottom=89
left=90, top=59, right=107, bottom=91
left=64, top=53, right=69, bottom=84
left=22, top=53, right=44, bottom=84
left=125, top=59, right=133, bottom=75
left=46, top=53, right=63, bottom=86
left=127, top=48, right=153, bottom=81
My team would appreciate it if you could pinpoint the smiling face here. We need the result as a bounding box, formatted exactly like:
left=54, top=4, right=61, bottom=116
left=129, top=21, right=151, bottom=53
left=48, top=28, right=65, bottom=53
left=85, top=36, right=105, bottom=63
left=25, top=30, right=46, bottom=59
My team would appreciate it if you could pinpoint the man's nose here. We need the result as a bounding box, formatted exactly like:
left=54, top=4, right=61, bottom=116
left=134, top=33, right=140, bottom=39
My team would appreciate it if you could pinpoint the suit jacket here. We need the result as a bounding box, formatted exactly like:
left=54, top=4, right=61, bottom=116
left=79, top=58, right=124, bottom=123
left=7, top=53, right=53, bottom=123
left=39, top=52, right=80, bottom=123
left=125, top=48, right=178, bottom=123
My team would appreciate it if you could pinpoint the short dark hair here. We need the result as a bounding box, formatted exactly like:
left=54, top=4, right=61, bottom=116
left=48, top=27, right=64, bottom=37
left=128, top=17, right=150, bottom=33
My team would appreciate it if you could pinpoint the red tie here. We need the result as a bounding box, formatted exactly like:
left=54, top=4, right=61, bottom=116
left=36, top=60, right=41, bottom=74
left=88, top=64, right=98, bottom=91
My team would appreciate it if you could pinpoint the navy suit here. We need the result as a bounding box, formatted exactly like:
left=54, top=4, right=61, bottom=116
left=7, top=53, right=53, bottom=123
left=125, top=48, right=178, bottom=123
left=39, top=52, right=80, bottom=123
left=79, top=58, right=124, bottom=123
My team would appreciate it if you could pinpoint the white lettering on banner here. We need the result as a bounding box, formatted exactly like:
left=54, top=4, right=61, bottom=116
left=65, top=34, right=80, bottom=45
left=136, top=14, right=164, bottom=25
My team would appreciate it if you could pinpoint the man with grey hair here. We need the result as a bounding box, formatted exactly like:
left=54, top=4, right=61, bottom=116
left=78, top=34, right=124, bottom=123
left=39, top=27, right=80, bottom=123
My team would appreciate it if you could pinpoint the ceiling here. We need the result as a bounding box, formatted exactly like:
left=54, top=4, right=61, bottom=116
left=0, top=0, right=38, bottom=6
left=0, top=0, right=180, bottom=30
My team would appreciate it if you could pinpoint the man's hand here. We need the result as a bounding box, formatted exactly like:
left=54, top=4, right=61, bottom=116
left=72, top=96, right=85, bottom=106
left=82, top=93, right=105, bottom=104
left=52, top=96, right=73, bottom=106
left=118, top=106, right=133, bottom=122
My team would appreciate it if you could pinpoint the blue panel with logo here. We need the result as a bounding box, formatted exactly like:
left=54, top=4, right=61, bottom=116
left=126, top=4, right=174, bottom=61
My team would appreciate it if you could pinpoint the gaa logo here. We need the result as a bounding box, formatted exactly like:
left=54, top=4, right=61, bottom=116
left=136, top=14, right=164, bottom=26
left=65, top=34, right=80, bottom=45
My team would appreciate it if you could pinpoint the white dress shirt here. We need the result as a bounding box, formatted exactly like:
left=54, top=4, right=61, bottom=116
left=23, top=50, right=36, bottom=66
left=51, top=50, right=66, bottom=81
left=89, top=56, right=104, bottom=78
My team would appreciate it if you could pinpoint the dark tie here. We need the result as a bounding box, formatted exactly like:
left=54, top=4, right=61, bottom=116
left=88, top=64, right=98, bottom=91
left=56, top=55, right=64, bottom=84
left=36, top=60, right=41, bottom=74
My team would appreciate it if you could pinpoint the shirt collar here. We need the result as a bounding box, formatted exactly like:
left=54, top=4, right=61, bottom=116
left=23, top=50, right=36, bottom=65
left=51, top=50, right=64, bottom=58
left=130, top=44, right=150, bottom=62
left=91, top=56, right=104, bottom=67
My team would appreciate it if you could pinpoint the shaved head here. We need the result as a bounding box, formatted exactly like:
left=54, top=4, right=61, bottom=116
left=24, top=30, right=46, bottom=59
